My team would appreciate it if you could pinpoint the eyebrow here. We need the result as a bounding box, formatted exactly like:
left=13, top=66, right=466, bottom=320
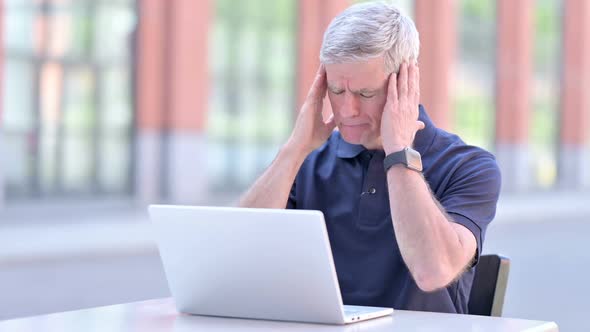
left=327, top=83, right=345, bottom=92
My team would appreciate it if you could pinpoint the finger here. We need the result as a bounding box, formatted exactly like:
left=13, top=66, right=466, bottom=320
left=315, top=99, right=331, bottom=123
left=397, top=62, right=408, bottom=99
left=414, top=63, right=420, bottom=105
left=408, top=62, right=415, bottom=92
left=417, top=120, right=425, bottom=131
left=324, top=114, right=336, bottom=130
left=387, top=72, right=398, bottom=105
left=307, top=64, right=327, bottom=103
left=408, top=62, right=418, bottom=104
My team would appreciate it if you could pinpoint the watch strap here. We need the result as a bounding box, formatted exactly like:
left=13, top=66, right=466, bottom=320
left=383, top=149, right=408, bottom=171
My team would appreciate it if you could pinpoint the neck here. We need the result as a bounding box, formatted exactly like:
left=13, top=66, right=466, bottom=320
left=362, top=136, right=383, bottom=151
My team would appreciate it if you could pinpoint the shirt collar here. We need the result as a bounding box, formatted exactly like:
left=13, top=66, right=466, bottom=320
left=336, top=104, right=436, bottom=159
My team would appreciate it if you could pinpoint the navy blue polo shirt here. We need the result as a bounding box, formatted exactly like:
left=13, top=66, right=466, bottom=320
left=287, top=105, right=501, bottom=314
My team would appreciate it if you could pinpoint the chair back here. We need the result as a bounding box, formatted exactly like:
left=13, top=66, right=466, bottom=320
left=468, top=254, right=510, bottom=316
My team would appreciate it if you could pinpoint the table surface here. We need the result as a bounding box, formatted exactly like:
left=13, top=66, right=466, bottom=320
left=0, top=298, right=559, bottom=332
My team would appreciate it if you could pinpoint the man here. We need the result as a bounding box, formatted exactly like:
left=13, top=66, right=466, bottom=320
left=239, top=2, right=501, bottom=314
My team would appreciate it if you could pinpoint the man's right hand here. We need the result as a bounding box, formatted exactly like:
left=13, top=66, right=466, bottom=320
left=239, top=65, right=335, bottom=209
left=286, top=65, right=336, bottom=156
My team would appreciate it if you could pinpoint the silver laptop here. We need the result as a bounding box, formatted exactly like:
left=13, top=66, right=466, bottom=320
left=149, top=205, right=393, bottom=325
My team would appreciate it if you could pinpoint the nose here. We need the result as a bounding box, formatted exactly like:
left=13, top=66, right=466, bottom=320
left=339, top=92, right=360, bottom=118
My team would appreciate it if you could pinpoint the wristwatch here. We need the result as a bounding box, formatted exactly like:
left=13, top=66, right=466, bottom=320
left=383, top=147, right=423, bottom=172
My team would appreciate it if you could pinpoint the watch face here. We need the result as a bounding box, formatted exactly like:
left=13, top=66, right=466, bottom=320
left=405, top=148, right=423, bottom=172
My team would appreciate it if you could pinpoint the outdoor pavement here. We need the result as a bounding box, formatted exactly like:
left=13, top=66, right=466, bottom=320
left=0, top=191, right=589, bottom=331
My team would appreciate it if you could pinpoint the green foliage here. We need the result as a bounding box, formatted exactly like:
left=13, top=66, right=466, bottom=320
left=535, top=0, right=559, bottom=36
left=453, top=93, right=494, bottom=149
left=459, top=0, right=495, bottom=66
left=72, top=9, right=94, bottom=55
left=534, top=0, right=560, bottom=73
left=531, top=98, right=557, bottom=147
left=462, top=0, right=494, bottom=19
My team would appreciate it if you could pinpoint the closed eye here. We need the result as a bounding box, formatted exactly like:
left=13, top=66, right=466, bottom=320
left=360, top=92, right=375, bottom=98
left=330, top=89, right=345, bottom=95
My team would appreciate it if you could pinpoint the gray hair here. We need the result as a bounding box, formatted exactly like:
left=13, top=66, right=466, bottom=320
left=320, top=2, right=420, bottom=74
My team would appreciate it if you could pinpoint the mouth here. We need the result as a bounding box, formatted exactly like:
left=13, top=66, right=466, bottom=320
left=341, top=123, right=368, bottom=128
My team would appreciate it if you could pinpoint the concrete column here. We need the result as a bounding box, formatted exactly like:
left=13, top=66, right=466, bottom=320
left=0, top=0, right=5, bottom=209
left=494, top=0, right=534, bottom=192
left=135, top=0, right=167, bottom=204
left=414, top=0, right=457, bottom=130
left=559, top=0, right=590, bottom=189
left=297, top=0, right=349, bottom=116
left=165, top=0, right=210, bottom=204
left=135, top=0, right=211, bottom=205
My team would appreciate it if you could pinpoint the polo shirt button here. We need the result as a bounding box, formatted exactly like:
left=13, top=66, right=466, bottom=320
left=369, top=188, right=376, bottom=194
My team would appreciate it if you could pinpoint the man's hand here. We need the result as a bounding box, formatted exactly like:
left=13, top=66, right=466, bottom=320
left=380, top=62, right=425, bottom=155
left=286, top=65, right=336, bottom=156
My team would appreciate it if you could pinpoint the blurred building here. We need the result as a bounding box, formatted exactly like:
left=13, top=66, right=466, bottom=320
left=0, top=0, right=589, bottom=210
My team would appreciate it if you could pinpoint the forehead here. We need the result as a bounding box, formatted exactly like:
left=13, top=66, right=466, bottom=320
left=325, top=57, right=388, bottom=88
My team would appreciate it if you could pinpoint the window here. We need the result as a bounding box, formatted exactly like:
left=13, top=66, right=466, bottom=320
left=2, top=0, right=137, bottom=198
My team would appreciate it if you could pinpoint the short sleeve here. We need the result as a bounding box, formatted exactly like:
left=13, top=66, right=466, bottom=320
left=286, top=180, right=297, bottom=209
left=438, top=155, right=502, bottom=266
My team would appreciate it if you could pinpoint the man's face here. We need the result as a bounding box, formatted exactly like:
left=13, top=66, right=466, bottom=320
left=325, top=56, right=389, bottom=149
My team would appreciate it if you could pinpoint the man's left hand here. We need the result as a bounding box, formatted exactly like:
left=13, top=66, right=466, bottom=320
left=380, top=61, right=425, bottom=155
